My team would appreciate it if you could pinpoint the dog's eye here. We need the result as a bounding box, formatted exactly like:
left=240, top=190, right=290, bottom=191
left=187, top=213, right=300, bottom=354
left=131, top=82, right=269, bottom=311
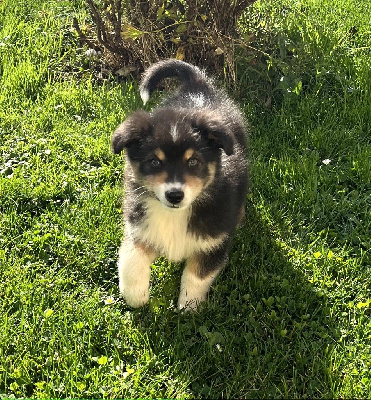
left=188, top=158, right=198, bottom=167
left=150, top=158, right=161, bottom=168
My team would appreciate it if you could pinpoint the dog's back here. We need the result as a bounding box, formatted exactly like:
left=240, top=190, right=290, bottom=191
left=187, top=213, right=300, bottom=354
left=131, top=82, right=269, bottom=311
left=139, top=60, right=247, bottom=148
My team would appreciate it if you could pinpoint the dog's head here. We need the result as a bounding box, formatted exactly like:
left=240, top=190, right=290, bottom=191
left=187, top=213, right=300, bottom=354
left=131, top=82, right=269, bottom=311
left=112, top=108, right=235, bottom=209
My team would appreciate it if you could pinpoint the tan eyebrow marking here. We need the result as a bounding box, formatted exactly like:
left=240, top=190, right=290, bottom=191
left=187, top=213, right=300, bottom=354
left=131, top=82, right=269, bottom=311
left=145, top=172, right=168, bottom=185
left=183, top=148, right=195, bottom=161
left=154, top=148, right=166, bottom=161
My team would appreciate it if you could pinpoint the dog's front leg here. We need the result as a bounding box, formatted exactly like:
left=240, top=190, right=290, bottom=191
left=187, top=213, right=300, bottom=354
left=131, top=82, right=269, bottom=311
left=178, top=244, right=229, bottom=311
left=117, top=239, right=156, bottom=308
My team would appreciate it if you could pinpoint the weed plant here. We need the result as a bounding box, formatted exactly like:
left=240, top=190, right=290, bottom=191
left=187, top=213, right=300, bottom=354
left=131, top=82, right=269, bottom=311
left=0, top=0, right=369, bottom=398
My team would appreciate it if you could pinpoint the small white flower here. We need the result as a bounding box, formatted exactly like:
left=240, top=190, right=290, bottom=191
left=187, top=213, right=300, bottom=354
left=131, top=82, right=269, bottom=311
left=322, top=158, right=331, bottom=165
left=104, top=296, right=116, bottom=305
left=216, top=344, right=223, bottom=352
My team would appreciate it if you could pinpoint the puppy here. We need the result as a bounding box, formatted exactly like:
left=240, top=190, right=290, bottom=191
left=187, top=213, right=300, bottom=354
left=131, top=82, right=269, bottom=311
left=112, top=59, right=248, bottom=311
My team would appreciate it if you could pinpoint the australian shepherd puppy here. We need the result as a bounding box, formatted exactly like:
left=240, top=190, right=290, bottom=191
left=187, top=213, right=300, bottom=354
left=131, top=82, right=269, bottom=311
left=112, top=59, right=248, bottom=311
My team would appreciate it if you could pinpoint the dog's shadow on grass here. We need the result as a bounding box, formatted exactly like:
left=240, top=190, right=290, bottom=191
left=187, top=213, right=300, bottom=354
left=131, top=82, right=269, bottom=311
left=123, top=201, right=341, bottom=398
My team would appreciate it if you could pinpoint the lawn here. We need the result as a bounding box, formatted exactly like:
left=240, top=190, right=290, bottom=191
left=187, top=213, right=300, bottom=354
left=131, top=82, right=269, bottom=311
left=0, top=0, right=370, bottom=398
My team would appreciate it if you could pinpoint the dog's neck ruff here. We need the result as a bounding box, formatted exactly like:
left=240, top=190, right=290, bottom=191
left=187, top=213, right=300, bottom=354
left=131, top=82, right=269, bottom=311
left=127, top=198, right=226, bottom=262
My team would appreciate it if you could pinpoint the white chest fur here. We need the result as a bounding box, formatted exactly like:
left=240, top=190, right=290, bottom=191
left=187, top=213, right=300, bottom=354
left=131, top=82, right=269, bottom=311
left=128, top=198, right=226, bottom=261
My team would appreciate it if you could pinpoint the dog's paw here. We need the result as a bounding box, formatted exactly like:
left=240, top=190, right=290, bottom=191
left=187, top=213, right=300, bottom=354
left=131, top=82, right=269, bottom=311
left=178, top=293, right=205, bottom=312
left=117, top=240, right=155, bottom=308
left=120, top=280, right=149, bottom=308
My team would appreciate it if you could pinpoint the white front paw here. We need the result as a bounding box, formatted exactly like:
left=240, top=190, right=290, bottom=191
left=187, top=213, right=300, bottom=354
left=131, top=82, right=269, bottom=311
left=119, top=279, right=149, bottom=308
left=117, top=240, right=154, bottom=308
left=178, top=291, right=205, bottom=312
left=178, top=262, right=220, bottom=312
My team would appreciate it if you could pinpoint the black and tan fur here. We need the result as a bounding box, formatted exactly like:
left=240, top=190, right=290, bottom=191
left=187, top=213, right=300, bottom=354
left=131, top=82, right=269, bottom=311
left=112, top=59, right=248, bottom=311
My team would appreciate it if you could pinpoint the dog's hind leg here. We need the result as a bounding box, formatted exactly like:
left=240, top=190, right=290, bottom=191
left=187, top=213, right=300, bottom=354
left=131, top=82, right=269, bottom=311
left=178, top=244, right=229, bottom=311
left=117, top=239, right=156, bottom=308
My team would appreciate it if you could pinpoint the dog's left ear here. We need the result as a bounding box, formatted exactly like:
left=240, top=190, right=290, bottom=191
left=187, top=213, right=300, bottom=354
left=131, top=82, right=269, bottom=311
left=111, top=110, right=151, bottom=154
left=193, top=112, right=235, bottom=155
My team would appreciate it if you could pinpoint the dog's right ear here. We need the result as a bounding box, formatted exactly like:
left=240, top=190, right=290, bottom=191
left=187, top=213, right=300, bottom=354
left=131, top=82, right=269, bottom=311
left=111, top=110, right=152, bottom=154
left=192, top=111, right=235, bottom=156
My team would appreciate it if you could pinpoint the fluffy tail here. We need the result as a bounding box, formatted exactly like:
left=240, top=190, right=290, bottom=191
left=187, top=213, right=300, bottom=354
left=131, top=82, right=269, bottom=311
left=139, top=59, right=213, bottom=105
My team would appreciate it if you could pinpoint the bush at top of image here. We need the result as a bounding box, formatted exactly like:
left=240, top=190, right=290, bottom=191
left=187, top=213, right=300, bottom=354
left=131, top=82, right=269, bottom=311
left=73, top=0, right=258, bottom=84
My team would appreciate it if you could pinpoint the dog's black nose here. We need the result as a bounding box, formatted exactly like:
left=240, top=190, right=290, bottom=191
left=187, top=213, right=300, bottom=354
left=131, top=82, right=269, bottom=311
left=165, top=189, right=184, bottom=205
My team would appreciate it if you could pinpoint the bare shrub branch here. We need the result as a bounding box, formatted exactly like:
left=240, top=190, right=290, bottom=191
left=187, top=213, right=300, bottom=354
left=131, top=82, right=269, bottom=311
left=73, top=0, right=258, bottom=84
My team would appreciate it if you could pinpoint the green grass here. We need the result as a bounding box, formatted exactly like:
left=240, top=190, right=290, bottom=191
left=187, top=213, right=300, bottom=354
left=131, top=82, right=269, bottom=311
left=0, top=0, right=370, bottom=398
